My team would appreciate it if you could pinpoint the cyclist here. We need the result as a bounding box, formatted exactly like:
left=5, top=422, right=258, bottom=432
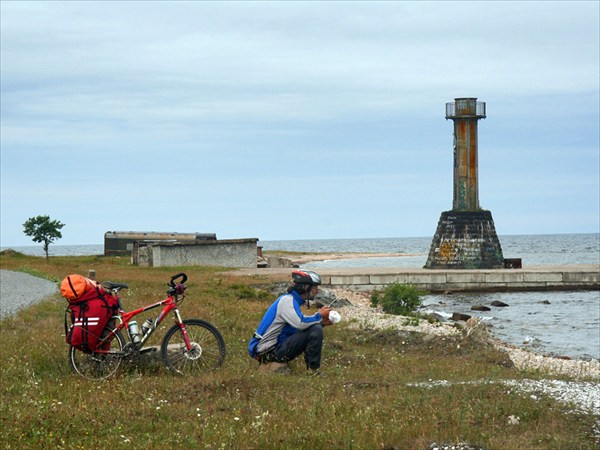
left=248, top=270, right=332, bottom=375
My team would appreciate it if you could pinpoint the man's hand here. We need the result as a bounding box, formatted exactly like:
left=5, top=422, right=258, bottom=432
left=321, top=317, right=333, bottom=326
left=319, top=306, right=333, bottom=326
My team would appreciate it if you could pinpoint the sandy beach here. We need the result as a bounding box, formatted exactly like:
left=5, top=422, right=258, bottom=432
left=265, top=251, right=416, bottom=266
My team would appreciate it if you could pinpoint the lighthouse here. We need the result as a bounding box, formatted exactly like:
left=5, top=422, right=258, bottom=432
left=425, top=98, right=504, bottom=269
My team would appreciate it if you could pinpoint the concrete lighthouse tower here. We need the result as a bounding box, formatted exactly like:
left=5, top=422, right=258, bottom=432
left=425, top=98, right=504, bottom=269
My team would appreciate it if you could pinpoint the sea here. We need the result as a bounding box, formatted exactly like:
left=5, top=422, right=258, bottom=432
left=2, top=233, right=599, bottom=360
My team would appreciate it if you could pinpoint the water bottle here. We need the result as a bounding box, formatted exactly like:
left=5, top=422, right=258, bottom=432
left=128, top=320, right=141, bottom=344
left=141, top=318, right=153, bottom=335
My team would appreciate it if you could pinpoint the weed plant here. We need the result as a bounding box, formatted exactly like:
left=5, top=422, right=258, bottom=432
left=371, top=282, right=423, bottom=316
left=1, top=252, right=598, bottom=449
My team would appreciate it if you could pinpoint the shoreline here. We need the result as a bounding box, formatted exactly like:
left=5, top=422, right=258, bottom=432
left=264, top=251, right=418, bottom=265
left=329, top=288, right=600, bottom=380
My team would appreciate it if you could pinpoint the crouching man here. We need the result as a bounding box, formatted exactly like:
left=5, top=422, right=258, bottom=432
left=248, top=270, right=332, bottom=375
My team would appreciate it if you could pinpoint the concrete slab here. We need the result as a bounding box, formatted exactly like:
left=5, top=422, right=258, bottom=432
left=485, top=272, right=524, bottom=283
left=330, top=275, right=370, bottom=286
left=408, top=274, right=447, bottom=284
left=230, top=264, right=599, bottom=292
left=446, top=272, right=487, bottom=283
left=369, top=274, right=408, bottom=285
left=523, top=272, right=563, bottom=282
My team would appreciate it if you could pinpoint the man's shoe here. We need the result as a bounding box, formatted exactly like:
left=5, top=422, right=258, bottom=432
left=308, top=368, right=322, bottom=377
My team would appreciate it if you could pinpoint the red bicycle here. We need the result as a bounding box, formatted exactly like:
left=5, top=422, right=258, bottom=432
left=69, top=273, right=226, bottom=379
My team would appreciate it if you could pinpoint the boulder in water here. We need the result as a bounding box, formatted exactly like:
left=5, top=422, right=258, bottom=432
left=471, top=304, right=491, bottom=311
left=491, top=300, right=509, bottom=307
left=451, top=312, right=472, bottom=321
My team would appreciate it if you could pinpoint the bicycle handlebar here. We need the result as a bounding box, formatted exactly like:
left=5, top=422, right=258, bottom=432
left=169, top=273, right=187, bottom=287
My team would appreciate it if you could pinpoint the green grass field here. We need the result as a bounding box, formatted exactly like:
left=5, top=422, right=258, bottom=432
left=1, top=252, right=598, bottom=449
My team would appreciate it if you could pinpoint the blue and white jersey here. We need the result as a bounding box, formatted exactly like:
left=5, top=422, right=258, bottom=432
left=248, top=290, right=322, bottom=357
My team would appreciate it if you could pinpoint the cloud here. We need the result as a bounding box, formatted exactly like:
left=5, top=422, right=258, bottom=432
left=1, top=1, right=598, bottom=245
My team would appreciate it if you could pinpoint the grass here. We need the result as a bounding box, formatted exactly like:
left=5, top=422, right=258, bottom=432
left=1, top=252, right=598, bottom=449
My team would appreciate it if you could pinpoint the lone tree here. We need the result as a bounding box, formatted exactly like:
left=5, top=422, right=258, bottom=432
left=23, top=215, right=65, bottom=260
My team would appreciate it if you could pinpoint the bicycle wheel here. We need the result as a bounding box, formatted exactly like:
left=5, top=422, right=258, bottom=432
left=69, top=330, right=125, bottom=380
left=161, top=319, right=226, bottom=375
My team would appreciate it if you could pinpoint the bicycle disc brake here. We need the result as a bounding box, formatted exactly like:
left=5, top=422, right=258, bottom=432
left=183, top=342, right=203, bottom=360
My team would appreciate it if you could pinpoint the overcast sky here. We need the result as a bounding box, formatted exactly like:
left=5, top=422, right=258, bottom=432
left=1, top=1, right=598, bottom=246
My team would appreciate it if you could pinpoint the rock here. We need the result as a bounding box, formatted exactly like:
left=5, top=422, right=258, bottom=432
left=267, top=256, right=292, bottom=268
left=466, top=317, right=481, bottom=328
left=314, top=289, right=352, bottom=308
left=507, top=415, right=520, bottom=426
left=426, top=312, right=447, bottom=322
left=257, top=256, right=268, bottom=268
left=471, top=304, right=491, bottom=311
left=451, top=312, right=472, bottom=322
left=539, top=300, right=551, bottom=305
left=491, top=300, right=509, bottom=307
left=464, top=317, right=495, bottom=346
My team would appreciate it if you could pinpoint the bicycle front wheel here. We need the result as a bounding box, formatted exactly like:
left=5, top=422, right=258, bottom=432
left=161, top=319, right=226, bottom=375
left=69, top=330, right=125, bottom=380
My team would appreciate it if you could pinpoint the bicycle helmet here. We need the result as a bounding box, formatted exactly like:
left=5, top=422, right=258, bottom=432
left=292, top=270, right=321, bottom=286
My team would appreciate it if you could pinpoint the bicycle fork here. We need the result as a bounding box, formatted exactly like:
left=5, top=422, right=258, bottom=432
left=174, top=308, right=194, bottom=351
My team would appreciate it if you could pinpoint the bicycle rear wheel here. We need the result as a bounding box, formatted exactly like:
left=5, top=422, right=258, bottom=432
left=161, top=319, right=226, bottom=375
left=69, top=330, right=125, bottom=380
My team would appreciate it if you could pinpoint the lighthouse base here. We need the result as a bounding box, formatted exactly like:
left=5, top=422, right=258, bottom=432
left=425, top=210, right=504, bottom=269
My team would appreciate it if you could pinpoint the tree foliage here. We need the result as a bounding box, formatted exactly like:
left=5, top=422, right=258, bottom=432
left=22, top=215, right=65, bottom=260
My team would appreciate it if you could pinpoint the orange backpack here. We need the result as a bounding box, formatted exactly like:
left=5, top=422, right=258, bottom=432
left=60, top=274, right=98, bottom=303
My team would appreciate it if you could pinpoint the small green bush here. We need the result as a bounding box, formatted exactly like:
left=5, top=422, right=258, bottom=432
left=371, top=282, right=423, bottom=316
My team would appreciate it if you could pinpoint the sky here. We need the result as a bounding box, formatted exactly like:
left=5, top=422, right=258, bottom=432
left=1, top=1, right=598, bottom=247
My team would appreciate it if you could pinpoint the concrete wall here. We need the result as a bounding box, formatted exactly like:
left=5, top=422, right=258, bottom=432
left=133, top=238, right=258, bottom=268
left=318, top=268, right=599, bottom=293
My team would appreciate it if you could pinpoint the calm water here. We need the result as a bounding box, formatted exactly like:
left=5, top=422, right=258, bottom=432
left=261, top=233, right=600, bottom=268
left=2, top=234, right=599, bottom=359
left=420, top=291, right=599, bottom=360
left=3, top=233, right=598, bottom=265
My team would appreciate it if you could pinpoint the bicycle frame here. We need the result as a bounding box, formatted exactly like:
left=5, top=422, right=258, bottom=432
left=99, top=291, right=193, bottom=352
left=68, top=272, right=226, bottom=379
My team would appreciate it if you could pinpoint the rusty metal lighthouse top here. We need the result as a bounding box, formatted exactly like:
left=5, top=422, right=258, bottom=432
left=446, top=97, right=486, bottom=211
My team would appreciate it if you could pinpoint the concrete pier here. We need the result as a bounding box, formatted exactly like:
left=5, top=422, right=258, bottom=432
left=233, top=265, right=599, bottom=293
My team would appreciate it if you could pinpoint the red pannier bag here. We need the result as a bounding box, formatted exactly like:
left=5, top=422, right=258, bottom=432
left=61, top=274, right=119, bottom=352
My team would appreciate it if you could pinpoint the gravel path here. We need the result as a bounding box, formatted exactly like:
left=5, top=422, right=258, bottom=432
left=0, top=269, right=58, bottom=318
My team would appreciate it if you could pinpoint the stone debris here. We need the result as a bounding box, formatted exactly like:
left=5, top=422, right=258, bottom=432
left=408, top=378, right=600, bottom=416
left=428, top=444, right=483, bottom=450
left=503, top=379, right=600, bottom=416
left=491, top=340, right=600, bottom=379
